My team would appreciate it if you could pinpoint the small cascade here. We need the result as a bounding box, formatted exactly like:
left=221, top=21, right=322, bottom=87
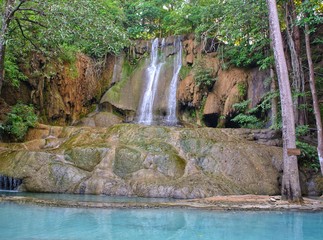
left=0, top=175, right=22, bottom=191
left=165, top=37, right=182, bottom=125
left=137, top=38, right=165, bottom=125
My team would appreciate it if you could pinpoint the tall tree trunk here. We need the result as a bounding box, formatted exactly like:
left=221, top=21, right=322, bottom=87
left=0, top=38, right=5, bottom=95
left=304, top=23, right=323, bottom=175
left=270, top=67, right=278, bottom=128
left=267, top=0, right=302, bottom=202
left=284, top=1, right=307, bottom=126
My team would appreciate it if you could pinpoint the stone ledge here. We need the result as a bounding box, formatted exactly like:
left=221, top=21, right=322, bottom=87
left=1, top=195, right=322, bottom=212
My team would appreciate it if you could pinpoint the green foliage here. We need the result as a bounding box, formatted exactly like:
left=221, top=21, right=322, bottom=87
left=232, top=99, right=264, bottom=128
left=232, top=99, right=251, bottom=112
left=258, top=55, right=275, bottom=71
left=295, top=125, right=320, bottom=171
left=3, top=103, right=38, bottom=141
left=296, top=125, right=310, bottom=137
left=237, top=82, right=247, bottom=97
left=122, top=0, right=167, bottom=39
left=179, top=66, right=191, bottom=80
left=3, top=0, right=129, bottom=60
left=232, top=114, right=263, bottom=129
left=215, top=0, right=271, bottom=68
left=296, top=0, right=323, bottom=33
left=193, top=62, right=216, bottom=89
left=232, top=90, right=280, bottom=129
left=296, top=141, right=320, bottom=171
left=194, top=68, right=215, bottom=89
left=41, top=0, right=129, bottom=58
left=4, top=53, right=28, bottom=87
left=57, top=44, right=79, bottom=64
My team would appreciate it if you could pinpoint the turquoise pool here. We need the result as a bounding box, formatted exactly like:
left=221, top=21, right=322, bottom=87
left=0, top=202, right=322, bottom=240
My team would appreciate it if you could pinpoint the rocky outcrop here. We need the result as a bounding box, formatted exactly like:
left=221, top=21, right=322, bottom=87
left=0, top=124, right=285, bottom=198
left=178, top=74, right=201, bottom=107
left=178, top=35, right=271, bottom=127
left=100, top=58, right=147, bottom=118
left=203, top=68, right=250, bottom=127
left=1, top=53, right=115, bottom=125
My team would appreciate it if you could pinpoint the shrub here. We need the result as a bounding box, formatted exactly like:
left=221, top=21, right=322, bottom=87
left=231, top=114, right=264, bottom=129
left=296, top=141, right=320, bottom=171
left=194, top=65, right=216, bottom=89
left=3, top=103, right=38, bottom=141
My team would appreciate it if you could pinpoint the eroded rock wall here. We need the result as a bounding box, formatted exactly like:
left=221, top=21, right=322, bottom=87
left=178, top=35, right=271, bottom=127
left=1, top=53, right=115, bottom=125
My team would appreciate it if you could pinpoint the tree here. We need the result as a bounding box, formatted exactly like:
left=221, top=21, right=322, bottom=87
left=0, top=0, right=128, bottom=94
left=0, top=0, right=27, bottom=95
left=284, top=0, right=307, bottom=126
left=42, top=0, right=128, bottom=57
left=267, top=0, right=302, bottom=202
left=304, top=23, right=323, bottom=175
left=298, top=0, right=323, bottom=175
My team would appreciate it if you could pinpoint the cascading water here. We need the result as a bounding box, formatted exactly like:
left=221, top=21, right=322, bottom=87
left=165, top=37, right=182, bottom=125
left=0, top=175, right=22, bottom=191
left=137, top=36, right=182, bottom=125
left=137, top=38, right=165, bottom=125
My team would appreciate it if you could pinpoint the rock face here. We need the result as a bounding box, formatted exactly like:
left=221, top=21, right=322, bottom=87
left=0, top=124, right=284, bottom=198
left=203, top=68, right=248, bottom=124
left=178, top=35, right=270, bottom=127
left=77, top=112, right=123, bottom=127
left=100, top=37, right=182, bottom=122
left=0, top=53, right=115, bottom=125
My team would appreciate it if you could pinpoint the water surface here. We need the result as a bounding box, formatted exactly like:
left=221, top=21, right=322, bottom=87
left=0, top=202, right=322, bottom=240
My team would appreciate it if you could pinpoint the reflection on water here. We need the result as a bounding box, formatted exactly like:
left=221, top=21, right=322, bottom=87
left=0, top=202, right=322, bottom=240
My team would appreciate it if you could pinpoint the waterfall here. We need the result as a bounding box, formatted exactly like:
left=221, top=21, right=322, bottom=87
left=165, top=37, right=182, bottom=125
left=137, top=36, right=182, bottom=126
left=0, top=175, right=22, bottom=191
left=137, top=38, right=165, bottom=125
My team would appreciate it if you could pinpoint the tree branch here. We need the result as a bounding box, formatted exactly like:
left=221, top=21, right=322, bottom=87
left=17, top=8, right=45, bottom=16
left=19, top=18, right=46, bottom=28
left=15, top=18, right=39, bottom=50
left=6, top=0, right=28, bottom=24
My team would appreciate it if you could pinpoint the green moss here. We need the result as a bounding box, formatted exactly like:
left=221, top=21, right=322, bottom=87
left=113, top=146, right=143, bottom=177
left=66, top=63, right=78, bottom=79
left=179, top=65, right=191, bottom=80
left=104, top=58, right=145, bottom=103
left=64, top=147, right=109, bottom=171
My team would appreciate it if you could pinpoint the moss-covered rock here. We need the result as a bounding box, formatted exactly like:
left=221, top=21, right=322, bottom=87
left=0, top=123, right=285, bottom=198
left=65, top=147, right=110, bottom=171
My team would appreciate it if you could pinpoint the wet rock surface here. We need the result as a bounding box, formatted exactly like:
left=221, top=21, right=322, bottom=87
left=0, top=194, right=322, bottom=211
left=0, top=124, right=286, bottom=198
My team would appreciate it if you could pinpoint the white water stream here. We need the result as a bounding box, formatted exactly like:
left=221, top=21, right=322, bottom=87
left=137, top=37, right=182, bottom=125
left=138, top=38, right=165, bottom=125
left=166, top=37, right=182, bottom=125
